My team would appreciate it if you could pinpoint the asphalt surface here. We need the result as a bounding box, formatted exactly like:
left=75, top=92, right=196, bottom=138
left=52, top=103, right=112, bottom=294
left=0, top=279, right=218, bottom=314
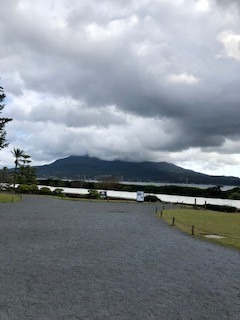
left=0, top=195, right=239, bottom=320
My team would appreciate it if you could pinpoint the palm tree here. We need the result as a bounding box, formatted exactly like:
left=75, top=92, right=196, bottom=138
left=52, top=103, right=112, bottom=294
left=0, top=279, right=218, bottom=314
left=11, top=148, right=26, bottom=188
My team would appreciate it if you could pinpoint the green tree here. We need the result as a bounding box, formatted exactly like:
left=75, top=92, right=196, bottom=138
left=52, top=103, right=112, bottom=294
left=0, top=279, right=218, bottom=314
left=22, top=154, right=31, bottom=166
left=0, top=166, right=10, bottom=190
left=87, top=189, right=100, bottom=199
left=229, top=192, right=240, bottom=200
left=0, top=86, right=12, bottom=150
left=18, top=165, right=37, bottom=185
left=11, top=148, right=26, bottom=188
left=18, top=153, right=36, bottom=184
left=11, top=149, right=37, bottom=186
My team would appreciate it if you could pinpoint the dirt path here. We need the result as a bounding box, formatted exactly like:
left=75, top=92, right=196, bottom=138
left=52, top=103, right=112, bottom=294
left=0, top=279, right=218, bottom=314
left=0, top=195, right=239, bottom=319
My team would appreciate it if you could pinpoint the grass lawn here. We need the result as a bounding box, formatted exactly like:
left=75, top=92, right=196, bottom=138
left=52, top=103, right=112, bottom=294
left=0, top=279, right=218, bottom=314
left=158, top=208, right=240, bottom=250
left=0, top=193, right=22, bottom=203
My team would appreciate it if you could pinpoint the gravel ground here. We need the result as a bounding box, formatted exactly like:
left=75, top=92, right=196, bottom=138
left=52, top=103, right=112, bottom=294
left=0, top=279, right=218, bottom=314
left=0, top=195, right=239, bottom=320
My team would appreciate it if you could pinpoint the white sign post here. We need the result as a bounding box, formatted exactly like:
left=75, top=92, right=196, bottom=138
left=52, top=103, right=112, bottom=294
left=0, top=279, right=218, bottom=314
left=136, top=191, right=144, bottom=202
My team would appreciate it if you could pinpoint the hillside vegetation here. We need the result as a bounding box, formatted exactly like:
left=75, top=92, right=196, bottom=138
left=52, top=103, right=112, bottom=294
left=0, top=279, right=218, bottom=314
left=34, top=156, right=240, bottom=185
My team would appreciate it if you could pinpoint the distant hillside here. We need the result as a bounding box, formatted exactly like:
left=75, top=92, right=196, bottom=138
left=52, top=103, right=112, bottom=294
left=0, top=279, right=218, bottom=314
left=34, top=155, right=240, bottom=186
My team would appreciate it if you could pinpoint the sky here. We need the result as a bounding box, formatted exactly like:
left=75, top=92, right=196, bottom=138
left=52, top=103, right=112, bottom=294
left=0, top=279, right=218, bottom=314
left=1, top=0, right=240, bottom=177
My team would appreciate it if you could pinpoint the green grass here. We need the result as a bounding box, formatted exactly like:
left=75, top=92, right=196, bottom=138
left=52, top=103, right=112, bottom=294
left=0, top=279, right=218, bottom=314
left=158, top=208, right=240, bottom=250
left=0, top=193, right=22, bottom=203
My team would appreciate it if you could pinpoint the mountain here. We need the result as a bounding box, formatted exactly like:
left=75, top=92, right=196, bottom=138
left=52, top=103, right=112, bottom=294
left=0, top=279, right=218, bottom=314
left=34, top=155, right=240, bottom=186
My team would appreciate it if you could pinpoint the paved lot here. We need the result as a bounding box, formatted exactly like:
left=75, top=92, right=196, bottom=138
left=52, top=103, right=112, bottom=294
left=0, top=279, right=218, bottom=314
left=0, top=195, right=239, bottom=320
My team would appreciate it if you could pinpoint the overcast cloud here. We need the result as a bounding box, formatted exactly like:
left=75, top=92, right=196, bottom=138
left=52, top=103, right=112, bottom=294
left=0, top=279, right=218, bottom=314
left=1, top=0, right=240, bottom=177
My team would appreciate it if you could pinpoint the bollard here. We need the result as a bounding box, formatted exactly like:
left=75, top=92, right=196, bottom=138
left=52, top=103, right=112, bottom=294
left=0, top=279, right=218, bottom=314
left=155, top=207, right=158, bottom=214
left=192, top=226, right=195, bottom=235
left=172, top=217, right=175, bottom=226
left=160, top=210, right=163, bottom=218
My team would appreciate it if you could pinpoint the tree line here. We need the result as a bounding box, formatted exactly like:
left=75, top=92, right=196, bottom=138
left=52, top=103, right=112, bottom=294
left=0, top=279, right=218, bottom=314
left=0, top=148, right=37, bottom=190
left=37, top=178, right=240, bottom=200
left=0, top=84, right=37, bottom=189
left=0, top=85, right=12, bottom=151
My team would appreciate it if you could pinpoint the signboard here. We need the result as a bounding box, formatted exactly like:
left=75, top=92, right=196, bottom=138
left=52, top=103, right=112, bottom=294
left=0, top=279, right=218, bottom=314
left=99, top=191, right=107, bottom=199
left=136, top=191, right=144, bottom=202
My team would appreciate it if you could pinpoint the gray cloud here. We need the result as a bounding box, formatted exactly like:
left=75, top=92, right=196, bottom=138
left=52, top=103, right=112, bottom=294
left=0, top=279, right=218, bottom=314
left=1, top=0, right=240, bottom=176
left=216, top=0, right=240, bottom=7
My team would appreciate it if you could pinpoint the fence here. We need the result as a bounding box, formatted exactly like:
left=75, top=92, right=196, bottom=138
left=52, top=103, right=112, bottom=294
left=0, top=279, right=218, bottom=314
left=155, top=207, right=240, bottom=242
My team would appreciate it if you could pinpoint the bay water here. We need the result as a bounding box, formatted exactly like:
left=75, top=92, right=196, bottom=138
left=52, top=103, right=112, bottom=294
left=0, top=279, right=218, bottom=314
left=39, top=185, right=240, bottom=209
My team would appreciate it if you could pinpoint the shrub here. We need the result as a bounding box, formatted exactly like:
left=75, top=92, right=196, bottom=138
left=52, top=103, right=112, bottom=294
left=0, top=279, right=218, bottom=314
left=86, top=189, right=100, bottom=199
left=205, top=203, right=237, bottom=213
left=29, top=184, right=39, bottom=194
left=39, top=187, right=52, bottom=195
left=53, top=188, right=64, bottom=196
left=229, top=192, right=240, bottom=200
left=17, top=184, right=31, bottom=194
left=144, top=195, right=161, bottom=202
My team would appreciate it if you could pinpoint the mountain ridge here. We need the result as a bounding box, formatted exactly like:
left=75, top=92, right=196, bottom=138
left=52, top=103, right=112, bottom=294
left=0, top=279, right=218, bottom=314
left=34, top=155, right=240, bottom=186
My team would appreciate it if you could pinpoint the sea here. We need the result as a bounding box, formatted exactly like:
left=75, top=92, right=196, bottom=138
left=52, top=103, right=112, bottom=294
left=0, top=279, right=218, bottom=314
left=39, top=183, right=240, bottom=209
